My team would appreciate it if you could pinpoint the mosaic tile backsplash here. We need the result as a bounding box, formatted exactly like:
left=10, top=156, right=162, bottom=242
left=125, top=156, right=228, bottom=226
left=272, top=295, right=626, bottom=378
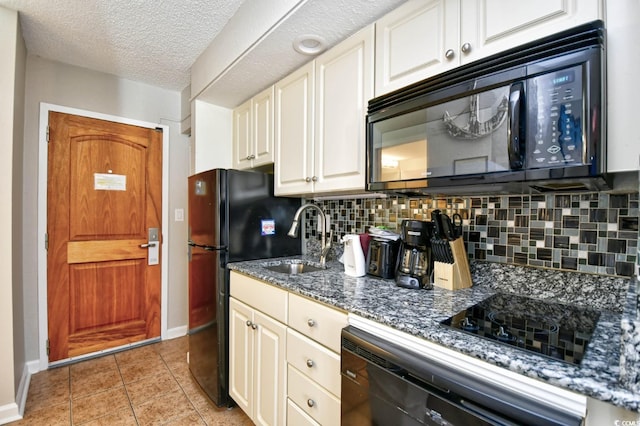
left=302, top=192, right=639, bottom=277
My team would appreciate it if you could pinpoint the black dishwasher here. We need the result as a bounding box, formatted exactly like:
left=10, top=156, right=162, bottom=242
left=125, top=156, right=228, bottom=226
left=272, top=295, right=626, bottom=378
left=341, top=326, right=582, bottom=426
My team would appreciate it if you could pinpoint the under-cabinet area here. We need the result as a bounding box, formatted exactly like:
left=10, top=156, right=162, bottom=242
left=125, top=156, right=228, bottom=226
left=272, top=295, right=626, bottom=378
left=229, top=271, right=347, bottom=426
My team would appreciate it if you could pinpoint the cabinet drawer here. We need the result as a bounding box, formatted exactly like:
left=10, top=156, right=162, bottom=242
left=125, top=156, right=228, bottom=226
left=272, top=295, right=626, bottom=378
left=287, top=328, right=341, bottom=397
left=230, top=271, right=288, bottom=323
left=287, top=398, right=320, bottom=426
left=288, top=293, right=347, bottom=352
left=287, top=365, right=340, bottom=426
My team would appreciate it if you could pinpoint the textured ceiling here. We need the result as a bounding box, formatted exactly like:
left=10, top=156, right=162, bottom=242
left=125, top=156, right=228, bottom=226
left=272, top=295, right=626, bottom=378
left=0, top=0, right=407, bottom=102
left=0, top=0, right=246, bottom=91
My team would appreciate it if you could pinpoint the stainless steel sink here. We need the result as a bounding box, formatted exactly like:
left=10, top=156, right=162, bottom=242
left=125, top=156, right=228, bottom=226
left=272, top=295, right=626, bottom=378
left=263, top=262, right=325, bottom=274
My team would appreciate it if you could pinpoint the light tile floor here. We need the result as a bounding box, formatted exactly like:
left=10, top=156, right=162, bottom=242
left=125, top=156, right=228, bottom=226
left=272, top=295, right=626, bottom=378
left=9, top=336, right=254, bottom=425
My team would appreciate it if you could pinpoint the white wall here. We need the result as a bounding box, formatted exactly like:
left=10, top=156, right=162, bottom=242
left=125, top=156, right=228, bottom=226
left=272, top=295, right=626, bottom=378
left=191, top=99, right=232, bottom=174
left=22, top=56, right=190, bottom=364
left=0, top=5, right=25, bottom=423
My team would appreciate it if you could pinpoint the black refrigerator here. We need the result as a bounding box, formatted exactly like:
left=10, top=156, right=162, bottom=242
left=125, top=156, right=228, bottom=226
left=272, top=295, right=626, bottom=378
left=187, top=169, right=301, bottom=406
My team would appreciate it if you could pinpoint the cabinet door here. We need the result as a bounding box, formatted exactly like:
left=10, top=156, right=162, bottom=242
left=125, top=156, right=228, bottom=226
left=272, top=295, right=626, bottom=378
left=254, top=310, right=287, bottom=426
left=253, top=86, right=275, bottom=168
left=460, top=0, right=601, bottom=65
left=275, top=62, right=315, bottom=196
left=375, top=0, right=459, bottom=96
left=606, top=0, right=640, bottom=172
left=314, top=24, right=373, bottom=193
left=232, top=99, right=253, bottom=170
left=229, top=297, right=254, bottom=416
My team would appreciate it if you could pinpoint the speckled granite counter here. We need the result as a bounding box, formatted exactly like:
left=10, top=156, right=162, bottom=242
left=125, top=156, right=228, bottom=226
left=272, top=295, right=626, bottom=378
left=228, top=256, right=640, bottom=411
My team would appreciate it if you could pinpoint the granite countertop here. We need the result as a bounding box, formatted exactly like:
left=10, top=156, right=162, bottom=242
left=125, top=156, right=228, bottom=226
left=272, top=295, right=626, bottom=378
left=228, top=255, right=640, bottom=411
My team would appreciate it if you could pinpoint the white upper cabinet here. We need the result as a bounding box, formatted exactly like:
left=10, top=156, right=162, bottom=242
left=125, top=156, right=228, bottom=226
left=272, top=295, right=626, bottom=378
left=375, top=0, right=602, bottom=96
left=375, top=0, right=459, bottom=96
left=274, top=62, right=315, bottom=195
left=233, top=86, right=275, bottom=170
left=461, top=0, right=601, bottom=62
left=275, top=25, right=373, bottom=196
left=313, top=24, right=374, bottom=194
left=606, top=0, right=640, bottom=172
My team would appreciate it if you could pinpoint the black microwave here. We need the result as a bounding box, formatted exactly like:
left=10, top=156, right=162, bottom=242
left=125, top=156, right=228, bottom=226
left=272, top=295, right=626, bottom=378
left=366, top=21, right=608, bottom=194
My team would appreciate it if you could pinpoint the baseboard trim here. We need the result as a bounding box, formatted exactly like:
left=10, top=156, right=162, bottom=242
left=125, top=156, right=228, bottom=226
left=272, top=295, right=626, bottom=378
left=0, top=401, right=21, bottom=425
left=166, top=325, right=188, bottom=340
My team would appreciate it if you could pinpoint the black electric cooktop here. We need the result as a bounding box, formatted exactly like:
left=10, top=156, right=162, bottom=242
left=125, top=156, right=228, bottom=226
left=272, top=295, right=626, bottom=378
left=441, top=293, right=601, bottom=365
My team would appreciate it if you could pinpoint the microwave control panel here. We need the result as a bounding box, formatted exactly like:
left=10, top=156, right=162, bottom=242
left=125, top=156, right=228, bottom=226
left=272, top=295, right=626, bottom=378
left=527, top=65, right=585, bottom=168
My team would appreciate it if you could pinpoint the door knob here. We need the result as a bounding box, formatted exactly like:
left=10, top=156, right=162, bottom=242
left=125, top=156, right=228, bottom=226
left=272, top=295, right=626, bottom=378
left=140, top=243, right=157, bottom=248
left=445, top=49, right=455, bottom=59
left=307, top=319, right=316, bottom=327
left=461, top=42, right=472, bottom=53
left=306, top=359, right=314, bottom=368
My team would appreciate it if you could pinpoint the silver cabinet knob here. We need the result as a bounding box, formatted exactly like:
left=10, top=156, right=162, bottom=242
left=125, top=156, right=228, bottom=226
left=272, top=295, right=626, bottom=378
left=306, top=359, right=314, bottom=368
left=445, top=49, right=455, bottom=59
left=311, top=176, right=318, bottom=182
left=307, top=399, right=315, bottom=407
left=251, top=323, right=257, bottom=330
left=461, top=42, right=471, bottom=53
left=307, top=319, right=316, bottom=327
left=305, top=177, right=312, bottom=182
left=246, top=320, right=252, bottom=327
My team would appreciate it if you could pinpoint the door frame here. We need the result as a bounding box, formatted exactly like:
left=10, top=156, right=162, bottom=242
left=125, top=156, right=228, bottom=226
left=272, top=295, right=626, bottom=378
left=37, top=102, right=170, bottom=369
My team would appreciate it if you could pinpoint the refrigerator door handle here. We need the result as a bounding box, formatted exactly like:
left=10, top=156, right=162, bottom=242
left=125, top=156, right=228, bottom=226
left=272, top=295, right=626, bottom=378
left=188, top=240, right=226, bottom=251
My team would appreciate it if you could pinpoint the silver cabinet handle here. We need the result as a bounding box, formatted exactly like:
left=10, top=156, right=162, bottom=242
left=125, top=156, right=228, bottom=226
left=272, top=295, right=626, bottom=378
left=306, top=359, right=314, bottom=368
left=305, top=177, right=312, bottom=182
left=461, top=42, right=472, bottom=53
left=307, top=399, right=315, bottom=407
left=140, top=243, right=157, bottom=248
left=311, top=176, right=318, bottom=182
left=246, top=320, right=252, bottom=327
left=445, top=49, right=455, bottom=59
left=251, top=323, right=257, bottom=330
left=307, top=319, right=316, bottom=327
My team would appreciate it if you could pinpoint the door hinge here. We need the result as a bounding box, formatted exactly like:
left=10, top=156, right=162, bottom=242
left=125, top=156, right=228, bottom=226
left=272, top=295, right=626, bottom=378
left=46, top=339, right=50, bottom=356
left=45, top=233, right=48, bottom=250
left=46, top=125, right=50, bottom=142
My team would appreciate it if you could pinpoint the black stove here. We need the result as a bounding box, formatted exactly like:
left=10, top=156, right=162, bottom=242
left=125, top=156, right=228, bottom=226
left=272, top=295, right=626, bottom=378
left=441, top=293, right=601, bottom=365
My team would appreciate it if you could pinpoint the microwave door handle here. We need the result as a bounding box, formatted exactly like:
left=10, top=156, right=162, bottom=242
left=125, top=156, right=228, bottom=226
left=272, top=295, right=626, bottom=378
left=508, top=82, right=525, bottom=169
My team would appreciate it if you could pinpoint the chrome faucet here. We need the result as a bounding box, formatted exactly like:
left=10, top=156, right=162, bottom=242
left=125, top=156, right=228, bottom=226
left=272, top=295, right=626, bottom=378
left=287, top=203, right=332, bottom=267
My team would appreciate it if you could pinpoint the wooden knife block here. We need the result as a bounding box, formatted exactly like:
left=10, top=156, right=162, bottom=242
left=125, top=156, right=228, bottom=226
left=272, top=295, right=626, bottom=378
left=433, top=238, right=472, bottom=290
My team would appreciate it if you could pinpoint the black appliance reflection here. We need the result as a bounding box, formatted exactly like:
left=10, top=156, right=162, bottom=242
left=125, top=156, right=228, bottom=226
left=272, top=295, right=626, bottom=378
left=442, top=293, right=600, bottom=365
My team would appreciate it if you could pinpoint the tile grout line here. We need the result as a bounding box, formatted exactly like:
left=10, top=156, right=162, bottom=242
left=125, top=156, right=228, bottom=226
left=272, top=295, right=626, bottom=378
left=159, top=348, right=209, bottom=425
left=113, top=353, right=141, bottom=426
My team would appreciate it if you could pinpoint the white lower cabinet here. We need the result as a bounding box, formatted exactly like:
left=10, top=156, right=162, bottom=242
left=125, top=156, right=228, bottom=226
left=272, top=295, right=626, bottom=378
left=287, top=365, right=341, bottom=426
left=287, top=398, right=320, bottom=426
left=286, top=293, right=347, bottom=425
left=229, top=272, right=347, bottom=426
left=229, top=273, right=288, bottom=426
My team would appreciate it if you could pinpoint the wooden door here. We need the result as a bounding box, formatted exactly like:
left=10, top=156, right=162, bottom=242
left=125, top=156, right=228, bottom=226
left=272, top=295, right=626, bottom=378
left=47, top=111, right=162, bottom=362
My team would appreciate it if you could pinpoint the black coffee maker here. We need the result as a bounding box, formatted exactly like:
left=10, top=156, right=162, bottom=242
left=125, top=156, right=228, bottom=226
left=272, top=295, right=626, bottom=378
left=395, top=219, right=434, bottom=289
